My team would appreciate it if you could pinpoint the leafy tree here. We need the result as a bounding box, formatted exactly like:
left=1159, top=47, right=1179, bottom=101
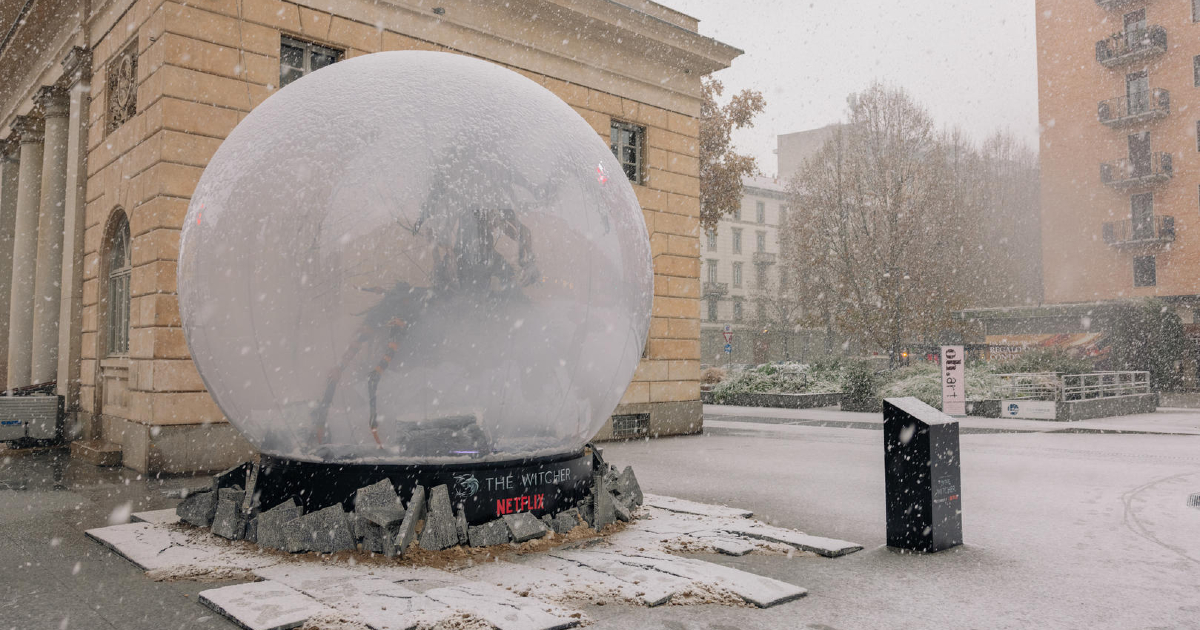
left=699, top=78, right=765, bottom=232
left=1107, top=299, right=1193, bottom=391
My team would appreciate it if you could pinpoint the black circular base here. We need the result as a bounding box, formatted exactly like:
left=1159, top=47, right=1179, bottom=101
left=257, top=450, right=593, bottom=526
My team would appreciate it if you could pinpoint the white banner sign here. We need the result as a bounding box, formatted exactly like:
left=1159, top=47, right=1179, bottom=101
left=941, top=345, right=966, bottom=415
left=1000, top=400, right=1057, bottom=420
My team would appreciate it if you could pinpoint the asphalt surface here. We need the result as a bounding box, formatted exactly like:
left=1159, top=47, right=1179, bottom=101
left=3, top=407, right=1200, bottom=630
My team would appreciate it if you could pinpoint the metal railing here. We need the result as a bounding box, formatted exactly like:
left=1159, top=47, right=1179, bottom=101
left=1061, top=371, right=1150, bottom=401
left=1100, top=151, right=1172, bottom=188
left=1097, top=88, right=1169, bottom=127
left=1096, top=26, right=1167, bottom=67
left=995, top=373, right=1061, bottom=401
left=703, top=281, right=728, bottom=296
left=1102, top=215, right=1175, bottom=247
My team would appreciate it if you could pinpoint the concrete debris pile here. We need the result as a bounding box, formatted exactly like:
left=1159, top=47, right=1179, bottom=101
left=175, top=458, right=644, bottom=557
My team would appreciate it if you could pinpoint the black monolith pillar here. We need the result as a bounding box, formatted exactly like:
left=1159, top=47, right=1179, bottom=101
left=883, top=396, right=962, bottom=552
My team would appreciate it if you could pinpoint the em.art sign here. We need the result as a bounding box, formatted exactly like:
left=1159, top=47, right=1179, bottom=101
left=941, top=345, right=966, bottom=416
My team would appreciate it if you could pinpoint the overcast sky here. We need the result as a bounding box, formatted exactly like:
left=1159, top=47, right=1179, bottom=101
left=668, top=0, right=1040, bottom=178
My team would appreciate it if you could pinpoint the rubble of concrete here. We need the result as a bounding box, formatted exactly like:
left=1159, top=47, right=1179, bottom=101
left=174, top=457, right=645, bottom=556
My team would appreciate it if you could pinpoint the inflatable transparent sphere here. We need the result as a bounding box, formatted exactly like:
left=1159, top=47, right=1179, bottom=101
left=178, top=52, right=652, bottom=465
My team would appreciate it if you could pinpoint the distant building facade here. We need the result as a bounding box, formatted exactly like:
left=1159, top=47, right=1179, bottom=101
left=700, top=176, right=823, bottom=365
left=776, top=123, right=841, bottom=182
left=0, top=0, right=739, bottom=471
left=964, top=0, right=1200, bottom=366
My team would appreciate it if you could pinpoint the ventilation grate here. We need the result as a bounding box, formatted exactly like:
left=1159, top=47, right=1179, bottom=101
left=611, top=413, right=650, bottom=439
left=1188, top=493, right=1200, bottom=509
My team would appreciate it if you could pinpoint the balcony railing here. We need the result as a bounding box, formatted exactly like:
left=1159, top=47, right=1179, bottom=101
left=1095, top=26, right=1167, bottom=67
left=703, top=281, right=728, bottom=297
left=1103, top=216, right=1175, bottom=247
left=1095, top=0, right=1142, bottom=9
left=1098, top=88, right=1169, bottom=127
left=752, top=251, right=776, bottom=265
left=1100, top=152, right=1172, bottom=189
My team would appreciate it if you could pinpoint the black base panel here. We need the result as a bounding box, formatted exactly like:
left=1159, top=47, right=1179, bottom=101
left=257, top=451, right=593, bottom=526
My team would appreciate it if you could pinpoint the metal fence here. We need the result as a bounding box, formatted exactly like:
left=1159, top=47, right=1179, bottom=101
left=994, top=371, right=1151, bottom=401
left=1060, top=371, right=1150, bottom=401
left=995, top=373, right=1062, bottom=401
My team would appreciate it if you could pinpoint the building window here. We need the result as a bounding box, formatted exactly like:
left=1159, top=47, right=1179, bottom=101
left=1194, top=56, right=1200, bottom=87
left=732, top=228, right=742, bottom=254
left=733, top=298, right=744, bottom=322
left=610, top=120, right=644, bottom=184
left=1194, top=0, right=1200, bottom=22
left=734, top=206, right=742, bottom=221
left=707, top=229, right=717, bottom=251
left=105, top=212, right=132, bottom=356
left=756, top=300, right=766, bottom=321
left=707, top=297, right=718, bottom=322
left=707, top=259, right=718, bottom=283
left=106, top=40, right=139, bottom=135
left=756, top=201, right=765, bottom=223
left=779, top=204, right=789, bottom=228
left=756, top=263, right=768, bottom=288
left=280, top=36, right=343, bottom=89
left=732, top=262, right=743, bottom=287
left=756, top=231, right=766, bottom=253
left=1133, top=255, right=1157, bottom=287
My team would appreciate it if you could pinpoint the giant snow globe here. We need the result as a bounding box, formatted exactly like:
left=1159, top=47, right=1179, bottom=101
left=178, top=51, right=652, bottom=473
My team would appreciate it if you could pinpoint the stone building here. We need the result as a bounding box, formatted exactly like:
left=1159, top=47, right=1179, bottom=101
left=699, top=175, right=828, bottom=366
left=0, top=0, right=739, bottom=472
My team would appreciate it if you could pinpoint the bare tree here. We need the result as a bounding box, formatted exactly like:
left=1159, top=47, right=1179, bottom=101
left=785, top=84, right=969, bottom=367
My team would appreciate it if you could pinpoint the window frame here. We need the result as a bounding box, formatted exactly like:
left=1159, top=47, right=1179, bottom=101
left=707, top=228, right=717, bottom=251
left=706, top=259, right=718, bottom=284
left=733, top=297, right=744, bottom=322
left=279, top=36, right=344, bottom=89
left=707, top=296, right=719, bottom=322
left=1133, top=255, right=1157, bottom=287
left=609, top=119, right=645, bottom=185
left=756, top=231, right=767, bottom=253
left=104, top=212, right=132, bottom=357
left=756, top=201, right=765, bottom=223
left=732, top=228, right=742, bottom=254
left=732, top=262, right=743, bottom=287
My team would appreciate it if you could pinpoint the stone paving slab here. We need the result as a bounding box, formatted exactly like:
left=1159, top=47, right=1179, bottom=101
left=549, top=549, right=692, bottom=606
left=642, top=494, right=753, bottom=519
left=712, top=538, right=756, bottom=556
left=424, top=581, right=582, bottom=630
left=130, top=508, right=181, bottom=525
left=199, top=580, right=330, bottom=630
left=593, top=549, right=806, bottom=608
left=527, top=553, right=677, bottom=607
left=717, top=521, right=863, bottom=558
left=85, top=522, right=223, bottom=572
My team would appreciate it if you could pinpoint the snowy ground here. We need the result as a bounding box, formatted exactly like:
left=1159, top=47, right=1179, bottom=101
left=3, top=406, right=1200, bottom=629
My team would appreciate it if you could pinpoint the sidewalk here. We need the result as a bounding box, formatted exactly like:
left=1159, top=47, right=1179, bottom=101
left=703, top=403, right=1200, bottom=435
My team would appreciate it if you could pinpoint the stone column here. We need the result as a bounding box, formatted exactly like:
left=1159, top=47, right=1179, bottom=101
left=56, top=48, right=93, bottom=428
left=30, top=86, right=70, bottom=386
left=0, top=140, right=20, bottom=388
left=7, top=116, right=44, bottom=390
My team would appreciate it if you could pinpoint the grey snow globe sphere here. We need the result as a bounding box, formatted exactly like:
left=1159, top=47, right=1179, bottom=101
left=178, top=51, right=652, bottom=465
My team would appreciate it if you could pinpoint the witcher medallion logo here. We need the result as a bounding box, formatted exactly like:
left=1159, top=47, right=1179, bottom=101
left=453, top=473, right=480, bottom=499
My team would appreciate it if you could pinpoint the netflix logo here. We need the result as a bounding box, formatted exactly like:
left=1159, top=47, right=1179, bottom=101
left=495, top=494, right=545, bottom=515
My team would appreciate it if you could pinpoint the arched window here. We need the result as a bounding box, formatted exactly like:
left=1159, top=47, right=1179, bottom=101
left=106, top=213, right=131, bottom=355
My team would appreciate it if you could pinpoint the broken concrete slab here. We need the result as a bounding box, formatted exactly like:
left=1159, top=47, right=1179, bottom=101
left=550, top=509, right=581, bottom=534
left=424, top=581, right=582, bottom=630
left=594, top=549, right=805, bottom=608
left=419, top=484, right=459, bottom=551
left=643, top=493, right=753, bottom=519
left=717, top=521, right=863, bottom=558
left=355, top=478, right=403, bottom=512
left=616, top=466, right=643, bottom=507
left=503, top=512, right=549, bottom=543
left=282, top=504, right=355, bottom=554
left=245, top=516, right=258, bottom=544
left=211, top=492, right=248, bottom=540
left=522, top=554, right=675, bottom=607
left=613, top=495, right=632, bottom=523
left=199, top=580, right=329, bottom=630
left=176, top=488, right=218, bottom=528
left=359, top=506, right=405, bottom=529
left=256, top=499, right=301, bottom=551
left=592, top=473, right=616, bottom=530
left=456, top=506, right=469, bottom=545
left=85, top=522, right=278, bottom=577
left=130, top=508, right=180, bottom=525
left=209, top=462, right=250, bottom=494
left=394, top=485, right=425, bottom=557
left=713, top=538, right=755, bottom=556
left=468, top=518, right=512, bottom=547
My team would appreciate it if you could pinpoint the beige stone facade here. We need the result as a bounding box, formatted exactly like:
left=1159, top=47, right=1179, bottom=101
left=0, top=0, right=738, bottom=471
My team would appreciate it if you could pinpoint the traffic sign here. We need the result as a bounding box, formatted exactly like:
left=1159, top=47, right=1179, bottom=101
left=723, top=330, right=733, bottom=343
left=724, top=343, right=733, bottom=353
